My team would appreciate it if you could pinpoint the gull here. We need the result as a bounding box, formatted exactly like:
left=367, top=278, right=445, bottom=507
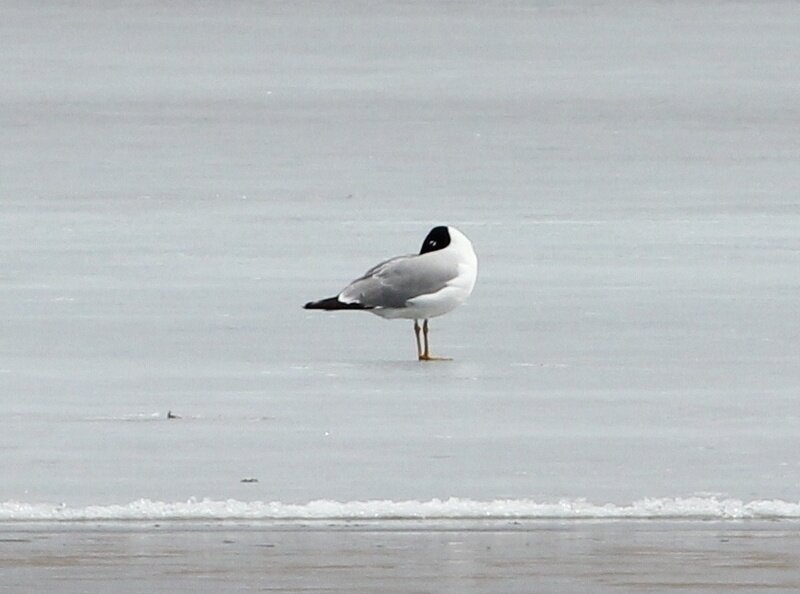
left=304, top=225, right=477, bottom=360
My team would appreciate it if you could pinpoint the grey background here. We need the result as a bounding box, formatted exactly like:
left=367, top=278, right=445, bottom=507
left=1, top=1, right=798, bottom=508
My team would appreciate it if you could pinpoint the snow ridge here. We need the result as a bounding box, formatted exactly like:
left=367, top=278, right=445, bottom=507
left=2, top=497, right=799, bottom=522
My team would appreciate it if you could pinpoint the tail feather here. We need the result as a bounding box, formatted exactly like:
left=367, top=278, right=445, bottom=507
left=303, top=296, right=371, bottom=310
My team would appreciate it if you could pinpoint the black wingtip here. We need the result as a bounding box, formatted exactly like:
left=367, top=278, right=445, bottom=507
left=304, top=297, right=371, bottom=310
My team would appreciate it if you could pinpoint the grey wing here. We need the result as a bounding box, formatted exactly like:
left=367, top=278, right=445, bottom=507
left=339, top=254, right=457, bottom=308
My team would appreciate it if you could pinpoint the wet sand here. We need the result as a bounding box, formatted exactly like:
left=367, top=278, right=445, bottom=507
left=2, top=521, right=799, bottom=593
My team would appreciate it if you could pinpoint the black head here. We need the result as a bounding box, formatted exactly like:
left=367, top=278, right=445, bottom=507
left=419, top=226, right=451, bottom=255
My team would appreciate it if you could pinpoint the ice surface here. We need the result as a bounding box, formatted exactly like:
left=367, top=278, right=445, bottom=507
left=1, top=2, right=799, bottom=512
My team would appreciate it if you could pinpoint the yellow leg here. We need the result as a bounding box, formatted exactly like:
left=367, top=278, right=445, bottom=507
left=418, top=319, right=452, bottom=361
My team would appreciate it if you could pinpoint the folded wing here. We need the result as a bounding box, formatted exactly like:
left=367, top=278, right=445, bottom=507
left=339, top=254, right=458, bottom=309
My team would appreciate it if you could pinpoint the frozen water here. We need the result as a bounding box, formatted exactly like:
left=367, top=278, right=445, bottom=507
left=1, top=1, right=799, bottom=516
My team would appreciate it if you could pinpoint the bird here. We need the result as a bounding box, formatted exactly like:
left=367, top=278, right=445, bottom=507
left=304, top=225, right=477, bottom=361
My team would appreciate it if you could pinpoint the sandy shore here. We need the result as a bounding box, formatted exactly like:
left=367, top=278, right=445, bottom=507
left=1, top=520, right=799, bottom=593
